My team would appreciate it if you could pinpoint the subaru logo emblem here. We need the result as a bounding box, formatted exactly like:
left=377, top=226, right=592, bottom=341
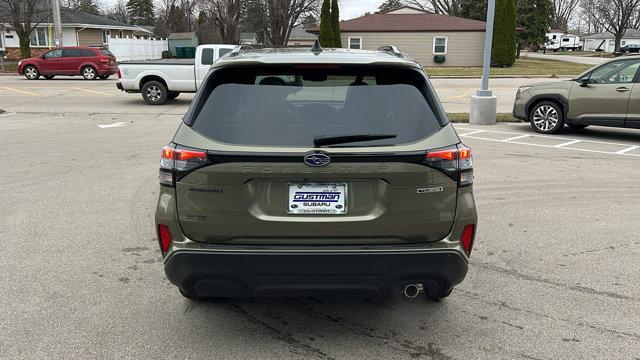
left=304, top=152, right=330, bottom=167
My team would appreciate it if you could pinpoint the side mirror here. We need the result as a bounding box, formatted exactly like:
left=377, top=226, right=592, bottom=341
left=577, top=78, right=591, bottom=87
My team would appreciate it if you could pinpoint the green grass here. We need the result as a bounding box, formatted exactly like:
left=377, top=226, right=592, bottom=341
left=0, top=62, right=18, bottom=73
left=425, top=58, right=591, bottom=77
left=447, top=113, right=519, bottom=123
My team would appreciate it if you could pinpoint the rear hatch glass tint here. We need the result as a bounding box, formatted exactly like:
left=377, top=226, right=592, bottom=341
left=189, top=66, right=446, bottom=147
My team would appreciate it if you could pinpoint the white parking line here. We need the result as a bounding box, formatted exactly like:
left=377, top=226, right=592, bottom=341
left=458, top=129, right=486, bottom=136
left=455, top=126, right=640, bottom=157
left=615, top=146, right=640, bottom=155
left=554, top=139, right=582, bottom=148
left=503, top=134, right=530, bottom=141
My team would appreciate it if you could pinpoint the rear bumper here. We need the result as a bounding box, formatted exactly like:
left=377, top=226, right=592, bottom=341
left=164, top=246, right=468, bottom=297
left=98, top=66, right=116, bottom=75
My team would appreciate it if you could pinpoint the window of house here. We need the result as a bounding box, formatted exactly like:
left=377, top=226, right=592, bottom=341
left=102, top=30, right=110, bottom=43
left=29, top=28, right=47, bottom=47
left=348, top=37, right=362, bottom=50
left=433, top=36, right=448, bottom=54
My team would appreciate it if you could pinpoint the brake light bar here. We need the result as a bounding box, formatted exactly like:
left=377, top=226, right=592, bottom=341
left=159, top=144, right=210, bottom=187
left=424, top=145, right=473, bottom=187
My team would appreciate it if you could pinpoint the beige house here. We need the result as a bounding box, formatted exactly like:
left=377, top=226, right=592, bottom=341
left=0, top=9, right=151, bottom=60
left=309, top=6, right=487, bottom=67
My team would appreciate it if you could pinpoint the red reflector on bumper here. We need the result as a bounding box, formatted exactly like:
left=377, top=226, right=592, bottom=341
left=460, top=224, right=475, bottom=256
left=158, top=225, right=172, bottom=253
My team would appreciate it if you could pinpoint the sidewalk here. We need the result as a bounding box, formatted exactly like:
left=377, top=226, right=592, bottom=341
left=522, top=51, right=608, bottom=65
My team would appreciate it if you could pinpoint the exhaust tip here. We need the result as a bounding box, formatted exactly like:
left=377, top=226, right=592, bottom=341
left=403, top=283, right=423, bottom=299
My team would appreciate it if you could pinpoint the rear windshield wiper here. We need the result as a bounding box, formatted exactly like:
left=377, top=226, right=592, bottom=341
left=313, top=134, right=397, bottom=147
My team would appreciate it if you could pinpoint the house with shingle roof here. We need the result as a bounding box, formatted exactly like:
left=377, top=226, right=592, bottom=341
left=308, top=6, right=487, bottom=67
left=0, top=7, right=151, bottom=60
left=584, top=29, right=640, bottom=52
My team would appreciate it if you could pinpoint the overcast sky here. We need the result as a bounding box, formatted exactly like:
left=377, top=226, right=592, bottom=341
left=98, top=0, right=384, bottom=21
left=339, top=0, right=383, bottom=20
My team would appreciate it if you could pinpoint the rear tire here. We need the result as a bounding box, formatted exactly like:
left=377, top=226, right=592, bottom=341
left=24, top=65, right=40, bottom=80
left=98, top=74, right=110, bottom=80
left=529, top=101, right=565, bottom=134
left=141, top=80, right=168, bottom=105
left=168, top=91, right=180, bottom=100
left=44, top=75, right=55, bottom=80
left=82, top=66, right=97, bottom=80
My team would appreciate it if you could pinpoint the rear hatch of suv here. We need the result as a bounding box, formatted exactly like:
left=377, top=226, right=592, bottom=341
left=164, top=64, right=468, bottom=245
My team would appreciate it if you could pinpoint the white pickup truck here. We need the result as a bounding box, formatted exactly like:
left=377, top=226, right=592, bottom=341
left=116, top=44, right=236, bottom=105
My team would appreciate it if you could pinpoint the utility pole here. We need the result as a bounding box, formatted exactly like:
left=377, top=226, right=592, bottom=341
left=52, top=0, right=63, bottom=46
left=469, top=0, right=497, bottom=125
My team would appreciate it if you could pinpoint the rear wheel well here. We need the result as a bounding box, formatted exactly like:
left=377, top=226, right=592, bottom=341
left=140, top=76, right=167, bottom=91
left=527, top=98, right=566, bottom=121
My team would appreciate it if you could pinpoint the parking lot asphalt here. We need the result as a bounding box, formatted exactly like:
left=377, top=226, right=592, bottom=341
left=1, top=76, right=639, bottom=359
left=0, top=75, right=563, bottom=114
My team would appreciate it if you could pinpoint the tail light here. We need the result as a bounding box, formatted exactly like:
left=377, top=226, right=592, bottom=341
left=460, top=224, right=475, bottom=256
left=98, top=56, right=110, bottom=64
left=158, top=224, right=172, bottom=253
left=117, top=67, right=121, bottom=79
left=159, top=143, right=210, bottom=187
left=424, top=144, right=473, bottom=187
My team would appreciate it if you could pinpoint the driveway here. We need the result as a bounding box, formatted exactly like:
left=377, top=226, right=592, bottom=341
left=522, top=51, right=609, bottom=65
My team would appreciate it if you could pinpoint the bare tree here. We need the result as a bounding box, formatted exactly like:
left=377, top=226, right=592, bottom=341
left=552, top=0, right=579, bottom=31
left=584, top=0, right=640, bottom=51
left=579, top=0, right=603, bottom=34
left=263, top=0, right=318, bottom=46
left=204, top=0, right=241, bottom=43
left=104, top=0, right=129, bottom=23
left=0, top=0, right=48, bottom=58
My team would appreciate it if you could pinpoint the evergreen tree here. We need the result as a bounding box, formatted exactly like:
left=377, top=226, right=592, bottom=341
left=457, top=0, right=487, bottom=21
left=491, top=0, right=517, bottom=67
left=378, top=0, right=403, bottom=12
left=331, top=0, right=341, bottom=47
left=126, top=0, right=155, bottom=25
left=318, top=0, right=333, bottom=47
left=516, top=0, right=553, bottom=49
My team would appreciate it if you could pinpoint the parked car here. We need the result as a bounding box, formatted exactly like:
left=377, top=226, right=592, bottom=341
left=116, top=44, right=235, bottom=104
left=16, top=46, right=116, bottom=80
left=513, top=55, right=640, bottom=133
left=155, top=44, right=477, bottom=301
left=620, top=44, right=640, bottom=54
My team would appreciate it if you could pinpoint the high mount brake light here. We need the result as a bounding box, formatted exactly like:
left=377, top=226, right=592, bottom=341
left=424, top=145, right=473, bottom=187
left=159, top=144, right=210, bottom=187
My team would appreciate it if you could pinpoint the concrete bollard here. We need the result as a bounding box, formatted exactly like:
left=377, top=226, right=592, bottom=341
left=469, top=94, right=497, bottom=125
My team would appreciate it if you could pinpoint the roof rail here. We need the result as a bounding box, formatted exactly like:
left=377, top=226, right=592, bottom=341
left=229, top=44, right=255, bottom=57
left=377, top=45, right=405, bottom=58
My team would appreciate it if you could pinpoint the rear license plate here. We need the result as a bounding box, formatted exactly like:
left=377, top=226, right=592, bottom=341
left=288, top=183, right=347, bottom=214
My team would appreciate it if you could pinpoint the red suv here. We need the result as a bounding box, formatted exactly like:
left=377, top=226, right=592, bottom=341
left=17, top=46, right=117, bottom=80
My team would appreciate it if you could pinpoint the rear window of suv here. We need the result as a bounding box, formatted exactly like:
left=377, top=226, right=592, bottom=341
left=189, top=66, right=446, bottom=147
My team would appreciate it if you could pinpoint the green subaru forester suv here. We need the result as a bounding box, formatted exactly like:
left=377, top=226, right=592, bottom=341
left=513, top=55, right=640, bottom=133
left=155, top=45, right=477, bottom=301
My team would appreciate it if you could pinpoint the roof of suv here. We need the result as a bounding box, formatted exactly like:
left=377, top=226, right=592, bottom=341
left=213, top=47, right=421, bottom=68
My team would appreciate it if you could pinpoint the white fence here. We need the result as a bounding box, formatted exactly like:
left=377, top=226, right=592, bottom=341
left=107, top=36, right=168, bottom=61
